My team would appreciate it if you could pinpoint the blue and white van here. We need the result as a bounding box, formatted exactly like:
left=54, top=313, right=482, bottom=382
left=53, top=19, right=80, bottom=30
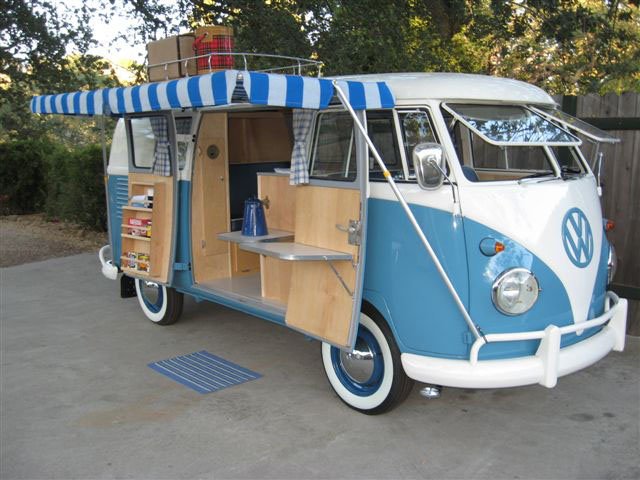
left=33, top=66, right=628, bottom=414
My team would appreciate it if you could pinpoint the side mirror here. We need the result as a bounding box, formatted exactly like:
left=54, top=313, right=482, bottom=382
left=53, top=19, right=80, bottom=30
left=413, top=143, right=445, bottom=190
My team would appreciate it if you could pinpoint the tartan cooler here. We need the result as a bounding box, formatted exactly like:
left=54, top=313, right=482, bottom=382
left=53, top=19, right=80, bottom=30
left=193, top=26, right=234, bottom=73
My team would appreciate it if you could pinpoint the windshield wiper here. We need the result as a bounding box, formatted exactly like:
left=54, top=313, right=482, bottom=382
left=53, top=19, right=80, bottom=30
left=518, top=171, right=557, bottom=183
left=560, top=165, right=584, bottom=179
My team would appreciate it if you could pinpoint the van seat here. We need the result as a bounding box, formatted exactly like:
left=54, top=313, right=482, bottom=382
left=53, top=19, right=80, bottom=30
left=228, top=162, right=290, bottom=219
left=462, top=165, right=479, bottom=182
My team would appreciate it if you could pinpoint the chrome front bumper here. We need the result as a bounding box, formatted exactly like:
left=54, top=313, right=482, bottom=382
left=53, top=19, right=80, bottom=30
left=401, top=292, right=628, bottom=389
left=98, top=245, right=119, bottom=280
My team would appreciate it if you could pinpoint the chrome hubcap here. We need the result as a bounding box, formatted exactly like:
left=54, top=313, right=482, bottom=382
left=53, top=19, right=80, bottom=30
left=141, top=281, right=160, bottom=304
left=339, top=336, right=375, bottom=383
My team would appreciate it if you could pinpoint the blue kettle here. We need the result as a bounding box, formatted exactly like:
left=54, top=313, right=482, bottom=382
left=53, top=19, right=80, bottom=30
left=241, top=196, right=268, bottom=236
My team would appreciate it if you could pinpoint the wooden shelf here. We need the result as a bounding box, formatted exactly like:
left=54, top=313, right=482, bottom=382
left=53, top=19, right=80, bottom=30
left=130, top=181, right=155, bottom=187
left=122, top=206, right=152, bottom=213
left=217, top=229, right=294, bottom=244
left=239, top=242, right=352, bottom=261
left=121, top=234, right=151, bottom=241
left=121, top=266, right=150, bottom=277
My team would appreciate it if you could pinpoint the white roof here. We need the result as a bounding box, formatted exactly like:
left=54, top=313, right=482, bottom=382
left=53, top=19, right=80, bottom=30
left=333, top=72, right=557, bottom=106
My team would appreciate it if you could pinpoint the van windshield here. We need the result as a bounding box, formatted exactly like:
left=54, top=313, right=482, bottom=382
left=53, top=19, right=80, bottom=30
left=442, top=104, right=586, bottom=183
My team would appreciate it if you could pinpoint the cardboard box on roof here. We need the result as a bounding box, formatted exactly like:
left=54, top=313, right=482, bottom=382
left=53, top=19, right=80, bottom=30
left=146, top=34, right=197, bottom=82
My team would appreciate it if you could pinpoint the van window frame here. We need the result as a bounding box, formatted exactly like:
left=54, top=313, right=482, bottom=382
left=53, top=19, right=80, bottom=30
left=125, top=112, right=176, bottom=175
left=362, top=109, right=405, bottom=182
left=393, top=107, right=441, bottom=183
left=441, top=106, right=591, bottom=182
left=308, top=109, right=359, bottom=184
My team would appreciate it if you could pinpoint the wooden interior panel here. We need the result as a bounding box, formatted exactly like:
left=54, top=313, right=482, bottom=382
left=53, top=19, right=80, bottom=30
left=257, top=174, right=296, bottom=232
left=123, top=173, right=174, bottom=283
left=228, top=111, right=293, bottom=164
left=260, top=256, right=292, bottom=303
left=149, top=182, right=167, bottom=278
left=191, top=113, right=231, bottom=283
left=285, top=185, right=360, bottom=348
left=286, top=259, right=355, bottom=347
left=293, top=186, right=359, bottom=256
left=231, top=244, right=260, bottom=276
left=257, top=174, right=296, bottom=303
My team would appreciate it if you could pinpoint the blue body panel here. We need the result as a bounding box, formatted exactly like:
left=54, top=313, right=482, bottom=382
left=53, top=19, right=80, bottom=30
left=362, top=198, right=471, bottom=359
left=589, top=234, right=610, bottom=320
left=362, top=198, right=606, bottom=360
left=462, top=219, right=600, bottom=360
left=107, top=175, right=129, bottom=265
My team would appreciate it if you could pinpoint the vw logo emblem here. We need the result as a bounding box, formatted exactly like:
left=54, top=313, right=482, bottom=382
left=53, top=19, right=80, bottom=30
left=562, top=208, right=594, bottom=268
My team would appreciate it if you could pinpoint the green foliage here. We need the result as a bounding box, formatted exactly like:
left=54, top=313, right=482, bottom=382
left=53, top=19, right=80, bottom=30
left=123, top=0, right=639, bottom=95
left=0, top=138, right=106, bottom=230
left=0, top=139, right=58, bottom=214
left=44, top=144, right=107, bottom=231
left=0, top=1, right=122, bottom=143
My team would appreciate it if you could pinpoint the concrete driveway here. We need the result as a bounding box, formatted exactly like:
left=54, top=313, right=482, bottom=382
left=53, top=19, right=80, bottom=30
left=1, top=253, right=638, bottom=479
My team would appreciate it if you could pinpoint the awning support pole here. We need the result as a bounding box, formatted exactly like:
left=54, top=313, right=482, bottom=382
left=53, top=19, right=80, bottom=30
left=333, top=82, right=483, bottom=342
left=100, top=115, right=113, bottom=254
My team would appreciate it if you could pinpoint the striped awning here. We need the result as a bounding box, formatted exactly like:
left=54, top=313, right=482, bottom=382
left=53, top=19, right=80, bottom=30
left=31, top=70, right=239, bottom=116
left=30, top=70, right=396, bottom=115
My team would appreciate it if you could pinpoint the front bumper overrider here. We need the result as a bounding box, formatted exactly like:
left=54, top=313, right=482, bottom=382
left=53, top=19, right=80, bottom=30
left=401, top=291, right=628, bottom=389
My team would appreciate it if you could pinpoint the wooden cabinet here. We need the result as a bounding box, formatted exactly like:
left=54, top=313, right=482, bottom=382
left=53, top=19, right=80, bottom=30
left=120, top=177, right=171, bottom=282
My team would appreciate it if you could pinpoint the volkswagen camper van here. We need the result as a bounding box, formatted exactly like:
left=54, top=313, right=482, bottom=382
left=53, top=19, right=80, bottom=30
left=32, top=63, right=628, bottom=414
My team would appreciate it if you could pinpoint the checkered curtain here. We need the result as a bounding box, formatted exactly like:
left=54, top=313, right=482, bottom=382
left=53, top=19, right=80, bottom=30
left=150, top=116, right=171, bottom=176
left=290, top=109, right=314, bottom=185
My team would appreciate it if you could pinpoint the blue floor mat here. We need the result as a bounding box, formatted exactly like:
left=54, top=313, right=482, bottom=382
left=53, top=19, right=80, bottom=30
left=148, top=351, right=262, bottom=394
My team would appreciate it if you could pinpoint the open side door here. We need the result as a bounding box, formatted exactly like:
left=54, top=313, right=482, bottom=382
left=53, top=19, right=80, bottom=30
left=284, top=110, right=368, bottom=350
left=121, top=113, right=177, bottom=285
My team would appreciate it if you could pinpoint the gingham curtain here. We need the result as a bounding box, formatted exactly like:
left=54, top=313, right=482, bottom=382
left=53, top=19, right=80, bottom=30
left=290, top=109, right=314, bottom=185
left=150, top=116, right=171, bottom=176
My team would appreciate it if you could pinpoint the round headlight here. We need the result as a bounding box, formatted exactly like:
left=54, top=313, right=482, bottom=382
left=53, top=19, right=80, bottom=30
left=492, top=268, right=540, bottom=316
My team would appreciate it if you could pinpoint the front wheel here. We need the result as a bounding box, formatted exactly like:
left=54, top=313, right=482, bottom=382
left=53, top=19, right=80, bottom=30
left=321, top=308, right=414, bottom=414
left=134, top=278, right=183, bottom=325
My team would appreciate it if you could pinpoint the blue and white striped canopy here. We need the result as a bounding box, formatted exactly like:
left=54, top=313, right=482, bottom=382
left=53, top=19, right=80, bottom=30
left=31, top=70, right=395, bottom=116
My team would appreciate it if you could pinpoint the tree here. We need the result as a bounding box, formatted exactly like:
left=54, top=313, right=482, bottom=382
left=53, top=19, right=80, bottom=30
left=0, top=0, right=121, bottom=143
left=488, top=0, right=640, bottom=94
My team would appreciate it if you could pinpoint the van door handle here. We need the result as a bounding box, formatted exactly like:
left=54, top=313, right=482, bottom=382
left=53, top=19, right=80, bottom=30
left=336, top=220, right=362, bottom=246
left=336, top=223, right=356, bottom=234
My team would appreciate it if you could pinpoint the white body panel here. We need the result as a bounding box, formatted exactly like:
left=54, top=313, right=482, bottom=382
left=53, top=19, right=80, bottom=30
left=335, top=73, right=556, bottom=106
left=107, top=118, right=128, bottom=176
left=458, top=176, right=603, bottom=325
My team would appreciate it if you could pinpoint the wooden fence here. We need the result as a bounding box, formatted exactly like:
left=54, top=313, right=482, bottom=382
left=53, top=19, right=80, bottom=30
left=555, top=93, right=639, bottom=335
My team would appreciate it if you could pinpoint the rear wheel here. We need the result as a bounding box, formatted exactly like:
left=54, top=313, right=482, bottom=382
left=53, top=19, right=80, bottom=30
left=134, top=279, right=183, bottom=325
left=321, top=308, right=414, bottom=414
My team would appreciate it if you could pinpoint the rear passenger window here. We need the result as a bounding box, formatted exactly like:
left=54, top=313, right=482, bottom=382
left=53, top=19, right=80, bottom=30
left=309, top=112, right=356, bottom=181
left=128, top=115, right=172, bottom=176
left=129, top=117, right=157, bottom=169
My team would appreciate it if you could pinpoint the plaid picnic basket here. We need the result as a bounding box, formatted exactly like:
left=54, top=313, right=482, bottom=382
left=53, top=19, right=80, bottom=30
left=193, top=26, right=234, bottom=73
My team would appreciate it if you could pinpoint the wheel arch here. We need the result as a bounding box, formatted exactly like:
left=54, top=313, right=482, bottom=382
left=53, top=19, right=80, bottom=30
left=362, top=290, right=407, bottom=353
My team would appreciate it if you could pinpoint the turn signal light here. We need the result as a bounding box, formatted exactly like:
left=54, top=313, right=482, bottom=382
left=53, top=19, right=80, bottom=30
left=604, top=219, right=615, bottom=232
left=480, top=238, right=506, bottom=256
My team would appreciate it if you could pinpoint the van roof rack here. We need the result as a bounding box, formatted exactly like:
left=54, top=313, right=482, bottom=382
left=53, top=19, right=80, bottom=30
left=147, top=52, right=324, bottom=78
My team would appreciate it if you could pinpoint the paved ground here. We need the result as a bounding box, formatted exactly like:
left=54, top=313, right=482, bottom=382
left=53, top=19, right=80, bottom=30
left=1, top=253, right=639, bottom=479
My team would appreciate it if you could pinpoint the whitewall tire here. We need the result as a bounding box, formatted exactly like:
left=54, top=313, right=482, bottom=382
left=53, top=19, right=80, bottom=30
left=134, top=278, right=183, bottom=325
left=321, top=307, right=414, bottom=414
